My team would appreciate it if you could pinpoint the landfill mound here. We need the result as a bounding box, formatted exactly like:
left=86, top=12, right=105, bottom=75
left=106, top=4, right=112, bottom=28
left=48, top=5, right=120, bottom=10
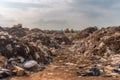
left=23, top=32, right=61, bottom=49
left=0, top=31, right=54, bottom=79
left=72, top=26, right=120, bottom=56
left=72, top=26, right=98, bottom=40
left=69, top=26, right=120, bottom=77
left=22, top=31, right=72, bottom=49
left=51, top=32, right=72, bottom=45
left=4, top=25, right=29, bottom=38
left=0, top=25, right=120, bottom=80
left=0, top=26, right=5, bottom=31
left=30, top=28, right=44, bottom=33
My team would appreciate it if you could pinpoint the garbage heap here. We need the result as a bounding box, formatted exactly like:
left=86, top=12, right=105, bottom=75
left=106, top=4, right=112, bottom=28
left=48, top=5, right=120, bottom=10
left=70, top=26, right=120, bottom=77
left=29, top=28, right=44, bottom=33
left=51, top=32, right=72, bottom=45
left=5, top=24, right=29, bottom=38
left=72, top=26, right=120, bottom=56
left=0, top=31, right=54, bottom=78
left=0, top=26, right=5, bottom=32
left=72, top=26, right=98, bottom=40
left=22, top=32, right=61, bottom=49
left=22, top=30, right=72, bottom=49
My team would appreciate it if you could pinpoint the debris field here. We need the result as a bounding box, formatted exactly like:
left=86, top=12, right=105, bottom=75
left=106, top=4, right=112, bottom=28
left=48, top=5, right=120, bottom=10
left=0, top=25, right=120, bottom=80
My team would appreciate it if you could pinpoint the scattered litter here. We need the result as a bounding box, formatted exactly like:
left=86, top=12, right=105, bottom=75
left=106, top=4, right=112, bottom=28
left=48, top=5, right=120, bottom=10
left=23, top=60, right=38, bottom=69
left=77, top=66, right=100, bottom=76
left=0, top=25, right=120, bottom=79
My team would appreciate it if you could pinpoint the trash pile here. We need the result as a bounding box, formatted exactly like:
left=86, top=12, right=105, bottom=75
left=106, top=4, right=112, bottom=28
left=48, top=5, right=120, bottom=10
left=22, top=32, right=61, bottom=49
left=30, top=28, right=44, bottom=33
left=71, top=26, right=120, bottom=56
left=22, top=31, right=72, bottom=49
left=5, top=24, right=29, bottom=38
left=72, top=26, right=98, bottom=40
left=0, top=31, right=54, bottom=79
left=50, top=32, right=72, bottom=45
left=69, top=26, right=120, bottom=77
left=0, top=26, right=5, bottom=32
left=0, top=25, right=120, bottom=79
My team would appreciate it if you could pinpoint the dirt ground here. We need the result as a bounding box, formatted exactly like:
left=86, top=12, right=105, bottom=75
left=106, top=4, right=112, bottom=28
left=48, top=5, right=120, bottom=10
left=11, top=48, right=120, bottom=80
left=11, top=62, right=120, bottom=80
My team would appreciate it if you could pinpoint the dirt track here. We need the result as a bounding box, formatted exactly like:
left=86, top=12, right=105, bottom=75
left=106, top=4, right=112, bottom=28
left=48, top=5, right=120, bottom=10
left=11, top=61, right=120, bottom=80
left=11, top=48, right=120, bottom=80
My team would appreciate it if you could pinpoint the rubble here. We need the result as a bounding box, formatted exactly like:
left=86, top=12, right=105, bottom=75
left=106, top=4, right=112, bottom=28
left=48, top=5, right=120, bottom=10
left=0, top=25, right=120, bottom=79
left=69, top=26, right=120, bottom=77
left=30, top=28, right=44, bottom=33
left=0, top=30, right=54, bottom=79
left=22, top=32, right=61, bottom=49
left=71, top=26, right=120, bottom=56
left=13, top=65, right=26, bottom=76
left=77, top=66, right=101, bottom=76
left=72, top=26, right=98, bottom=40
left=0, top=68, right=11, bottom=78
left=110, top=54, right=120, bottom=67
left=5, top=24, right=29, bottom=38
left=50, top=32, right=72, bottom=45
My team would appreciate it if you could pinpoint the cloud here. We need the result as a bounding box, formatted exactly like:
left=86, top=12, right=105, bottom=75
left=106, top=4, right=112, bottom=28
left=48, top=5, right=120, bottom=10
left=0, top=0, right=120, bottom=30
left=0, top=0, right=50, bottom=8
left=4, top=0, right=73, bottom=6
left=5, top=0, right=41, bottom=3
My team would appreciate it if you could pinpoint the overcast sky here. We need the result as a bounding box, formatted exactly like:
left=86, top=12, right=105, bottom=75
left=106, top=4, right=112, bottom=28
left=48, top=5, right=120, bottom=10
left=0, top=0, right=120, bottom=30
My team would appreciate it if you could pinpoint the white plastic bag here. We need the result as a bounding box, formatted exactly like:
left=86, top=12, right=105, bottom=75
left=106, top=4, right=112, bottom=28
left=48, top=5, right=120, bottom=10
left=23, top=60, right=38, bottom=69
